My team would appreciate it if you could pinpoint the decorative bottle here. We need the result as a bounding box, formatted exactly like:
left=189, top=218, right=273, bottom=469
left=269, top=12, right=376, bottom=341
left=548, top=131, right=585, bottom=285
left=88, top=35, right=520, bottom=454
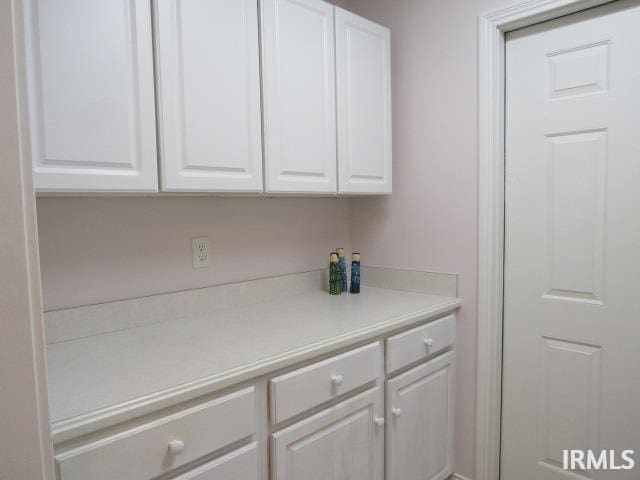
left=329, top=252, right=342, bottom=295
left=337, top=248, right=348, bottom=293
left=350, top=252, right=361, bottom=294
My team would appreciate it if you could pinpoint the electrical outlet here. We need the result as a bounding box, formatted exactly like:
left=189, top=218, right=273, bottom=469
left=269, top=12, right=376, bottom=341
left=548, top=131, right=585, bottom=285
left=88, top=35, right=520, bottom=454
left=191, top=237, right=210, bottom=268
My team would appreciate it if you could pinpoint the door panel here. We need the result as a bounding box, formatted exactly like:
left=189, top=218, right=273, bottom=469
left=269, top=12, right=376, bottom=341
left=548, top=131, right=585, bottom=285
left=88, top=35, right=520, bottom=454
left=25, top=0, right=158, bottom=192
left=503, top=2, right=640, bottom=479
left=386, top=352, right=454, bottom=480
left=261, top=0, right=337, bottom=193
left=270, top=387, right=383, bottom=480
left=335, top=8, right=392, bottom=194
left=155, top=0, right=263, bottom=192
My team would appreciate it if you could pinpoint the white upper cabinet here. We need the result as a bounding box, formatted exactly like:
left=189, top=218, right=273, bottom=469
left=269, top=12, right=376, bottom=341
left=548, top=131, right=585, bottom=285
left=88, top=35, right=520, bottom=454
left=261, top=0, right=337, bottom=194
left=25, top=1, right=391, bottom=195
left=155, top=0, right=264, bottom=192
left=25, top=0, right=158, bottom=193
left=335, top=8, right=392, bottom=194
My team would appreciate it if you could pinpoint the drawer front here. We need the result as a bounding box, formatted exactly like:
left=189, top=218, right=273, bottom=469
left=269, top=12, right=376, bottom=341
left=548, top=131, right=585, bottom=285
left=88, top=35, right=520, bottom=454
left=386, top=314, right=455, bottom=373
left=269, top=342, right=382, bottom=424
left=56, top=387, right=256, bottom=480
left=171, top=442, right=259, bottom=480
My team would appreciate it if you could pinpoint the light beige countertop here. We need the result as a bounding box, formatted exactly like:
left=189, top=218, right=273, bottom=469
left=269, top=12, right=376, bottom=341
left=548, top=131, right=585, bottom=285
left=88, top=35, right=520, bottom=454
left=46, top=270, right=460, bottom=442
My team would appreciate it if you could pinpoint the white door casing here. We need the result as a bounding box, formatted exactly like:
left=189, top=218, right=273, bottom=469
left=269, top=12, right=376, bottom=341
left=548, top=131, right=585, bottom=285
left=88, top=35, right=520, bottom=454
left=335, top=7, right=392, bottom=194
left=25, top=0, right=158, bottom=192
left=386, top=352, right=455, bottom=480
left=502, top=2, right=640, bottom=479
left=476, top=2, right=616, bottom=479
left=155, top=0, right=263, bottom=192
left=261, top=0, right=337, bottom=194
left=0, top=0, right=55, bottom=478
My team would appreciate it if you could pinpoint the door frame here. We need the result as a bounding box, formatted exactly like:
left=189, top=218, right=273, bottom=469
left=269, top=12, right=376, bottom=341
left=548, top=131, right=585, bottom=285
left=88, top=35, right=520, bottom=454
left=475, top=1, right=615, bottom=479
left=0, top=0, right=56, bottom=479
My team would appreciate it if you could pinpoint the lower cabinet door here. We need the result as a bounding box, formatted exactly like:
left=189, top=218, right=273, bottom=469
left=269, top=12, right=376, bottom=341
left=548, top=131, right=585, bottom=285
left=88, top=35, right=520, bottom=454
left=171, top=443, right=259, bottom=480
left=271, top=387, right=384, bottom=480
left=386, top=352, right=455, bottom=480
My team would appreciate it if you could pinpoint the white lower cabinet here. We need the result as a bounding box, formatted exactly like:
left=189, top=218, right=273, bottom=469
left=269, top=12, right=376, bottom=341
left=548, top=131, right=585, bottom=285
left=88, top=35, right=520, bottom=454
left=54, top=317, right=456, bottom=480
left=270, top=387, right=384, bottom=480
left=386, top=352, right=455, bottom=480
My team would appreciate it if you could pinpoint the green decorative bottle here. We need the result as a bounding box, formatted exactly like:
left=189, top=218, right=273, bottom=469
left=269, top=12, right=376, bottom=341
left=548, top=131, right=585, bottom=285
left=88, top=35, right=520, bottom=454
left=329, top=252, right=342, bottom=295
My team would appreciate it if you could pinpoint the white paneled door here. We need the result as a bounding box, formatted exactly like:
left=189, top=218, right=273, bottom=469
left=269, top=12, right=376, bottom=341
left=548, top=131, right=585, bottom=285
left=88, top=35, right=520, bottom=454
left=503, top=2, right=640, bottom=479
left=155, top=0, right=263, bottom=192
left=25, top=0, right=158, bottom=192
left=335, top=8, right=392, bottom=194
left=261, top=0, right=337, bottom=194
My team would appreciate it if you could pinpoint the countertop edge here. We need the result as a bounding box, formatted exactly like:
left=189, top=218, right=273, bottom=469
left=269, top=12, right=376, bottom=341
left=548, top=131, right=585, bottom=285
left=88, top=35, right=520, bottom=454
left=51, top=297, right=461, bottom=444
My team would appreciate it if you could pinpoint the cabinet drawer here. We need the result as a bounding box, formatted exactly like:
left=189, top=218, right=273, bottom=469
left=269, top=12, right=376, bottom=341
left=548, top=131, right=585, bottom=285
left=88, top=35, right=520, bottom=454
left=171, top=443, right=259, bottom=480
left=386, top=315, right=455, bottom=373
left=56, top=387, right=256, bottom=480
left=269, top=342, right=382, bottom=424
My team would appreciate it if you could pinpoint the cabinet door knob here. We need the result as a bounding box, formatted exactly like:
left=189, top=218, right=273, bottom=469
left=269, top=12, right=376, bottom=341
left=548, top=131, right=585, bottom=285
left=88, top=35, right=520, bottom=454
left=331, top=374, right=344, bottom=386
left=424, top=337, right=435, bottom=347
left=168, top=439, right=185, bottom=455
left=374, top=417, right=385, bottom=427
left=392, top=407, right=403, bottom=417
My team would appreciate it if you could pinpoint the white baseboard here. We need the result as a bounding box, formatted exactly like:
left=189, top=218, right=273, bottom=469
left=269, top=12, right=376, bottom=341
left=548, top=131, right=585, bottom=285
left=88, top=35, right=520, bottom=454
left=451, top=474, right=472, bottom=480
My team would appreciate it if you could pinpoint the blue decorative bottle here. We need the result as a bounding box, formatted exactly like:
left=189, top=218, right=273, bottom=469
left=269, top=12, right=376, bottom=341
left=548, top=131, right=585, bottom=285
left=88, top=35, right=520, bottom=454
left=350, top=252, right=361, bottom=294
left=337, top=248, right=348, bottom=293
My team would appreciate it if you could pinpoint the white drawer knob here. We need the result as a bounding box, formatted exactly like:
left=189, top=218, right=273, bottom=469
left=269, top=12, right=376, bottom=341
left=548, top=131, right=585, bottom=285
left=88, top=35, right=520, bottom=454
left=392, top=407, right=403, bottom=418
left=331, top=374, right=344, bottom=386
left=424, top=337, right=435, bottom=347
left=168, top=439, right=185, bottom=455
left=374, top=417, right=385, bottom=427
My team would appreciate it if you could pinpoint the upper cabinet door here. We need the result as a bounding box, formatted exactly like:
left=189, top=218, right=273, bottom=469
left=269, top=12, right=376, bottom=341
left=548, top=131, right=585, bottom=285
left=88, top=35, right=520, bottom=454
left=155, top=0, right=263, bottom=192
left=25, top=0, right=158, bottom=193
left=335, top=8, right=392, bottom=194
left=261, top=0, right=337, bottom=194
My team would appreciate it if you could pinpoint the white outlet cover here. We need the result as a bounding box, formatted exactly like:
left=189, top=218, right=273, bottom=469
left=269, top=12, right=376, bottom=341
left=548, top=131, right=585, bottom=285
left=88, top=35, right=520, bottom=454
left=191, top=237, right=210, bottom=268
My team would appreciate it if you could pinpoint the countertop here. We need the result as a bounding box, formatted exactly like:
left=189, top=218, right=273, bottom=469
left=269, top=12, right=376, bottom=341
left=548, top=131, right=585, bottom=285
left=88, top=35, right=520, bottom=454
left=47, top=286, right=460, bottom=441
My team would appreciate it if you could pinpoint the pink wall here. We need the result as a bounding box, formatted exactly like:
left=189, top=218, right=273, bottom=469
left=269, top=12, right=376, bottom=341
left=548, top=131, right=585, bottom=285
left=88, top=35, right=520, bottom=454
left=37, top=197, right=351, bottom=310
left=343, top=0, right=505, bottom=478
